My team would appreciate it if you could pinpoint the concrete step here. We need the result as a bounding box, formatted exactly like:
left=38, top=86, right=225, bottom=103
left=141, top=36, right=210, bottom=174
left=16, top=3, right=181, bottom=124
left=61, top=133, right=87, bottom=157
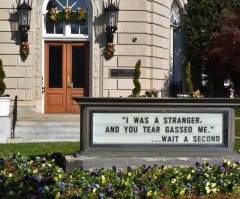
left=17, top=114, right=80, bottom=121
left=16, top=121, right=80, bottom=127
left=9, top=137, right=80, bottom=143
left=9, top=114, right=81, bottom=143
left=14, top=126, right=80, bottom=137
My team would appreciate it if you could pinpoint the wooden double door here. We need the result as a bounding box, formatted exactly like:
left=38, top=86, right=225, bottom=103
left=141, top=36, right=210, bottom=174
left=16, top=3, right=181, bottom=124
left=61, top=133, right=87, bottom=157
left=44, top=42, right=89, bottom=113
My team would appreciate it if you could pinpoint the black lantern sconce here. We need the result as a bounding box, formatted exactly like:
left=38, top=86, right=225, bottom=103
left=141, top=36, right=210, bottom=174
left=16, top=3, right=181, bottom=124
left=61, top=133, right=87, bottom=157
left=104, top=0, right=120, bottom=43
left=17, top=0, right=33, bottom=43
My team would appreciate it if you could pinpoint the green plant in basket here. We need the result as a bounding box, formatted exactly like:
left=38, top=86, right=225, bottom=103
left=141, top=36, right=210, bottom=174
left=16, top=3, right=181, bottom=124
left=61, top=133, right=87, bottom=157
left=0, top=59, right=6, bottom=96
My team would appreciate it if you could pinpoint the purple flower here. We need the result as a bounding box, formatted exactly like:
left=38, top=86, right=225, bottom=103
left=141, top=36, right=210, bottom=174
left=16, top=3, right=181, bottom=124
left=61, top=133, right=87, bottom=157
left=0, top=158, right=5, bottom=165
left=219, top=179, right=224, bottom=184
left=88, top=184, right=92, bottom=190
left=197, top=167, right=202, bottom=173
left=133, top=184, right=138, bottom=190
left=160, top=184, right=164, bottom=189
left=99, top=193, right=104, bottom=199
left=38, top=187, right=43, bottom=193
left=60, top=181, right=65, bottom=188
left=0, top=174, right=6, bottom=180
left=38, top=175, right=42, bottom=182
left=133, top=190, right=138, bottom=196
left=112, top=166, right=117, bottom=172
left=127, top=166, right=132, bottom=172
left=79, top=179, right=84, bottom=185
left=107, top=190, right=114, bottom=197
left=35, top=157, right=41, bottom=162
left=107, top=184, right=112, bottom=189
left=91, top=170, right=99, bottom=176
left=141, top=186, right=146, bottom=191
left=192, top=177, right=198, bottom=182
left=12, top=159, right=17, bottom=165
left=202, top=179, right=207, bottom=184
left=94, top=184, right=100, bottom=189
left=220, top=167, right=225, bottom=173
left=195, top=162, right=200, bottom=166
left=117, top=171, right=122, bottom=177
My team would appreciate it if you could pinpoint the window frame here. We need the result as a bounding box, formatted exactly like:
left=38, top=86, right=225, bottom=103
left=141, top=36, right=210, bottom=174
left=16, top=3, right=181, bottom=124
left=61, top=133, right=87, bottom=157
left=42, top=0, right=91, bottom=40
left=170, top=1, right=182, bottom=82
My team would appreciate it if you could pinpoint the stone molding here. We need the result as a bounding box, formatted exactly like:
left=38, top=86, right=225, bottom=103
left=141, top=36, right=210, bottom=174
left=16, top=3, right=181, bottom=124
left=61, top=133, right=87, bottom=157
left=33, top=0, right=42, bottom=100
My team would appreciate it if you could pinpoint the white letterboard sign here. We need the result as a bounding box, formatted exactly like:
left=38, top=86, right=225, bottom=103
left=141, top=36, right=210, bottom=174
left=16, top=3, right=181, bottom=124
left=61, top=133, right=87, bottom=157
left=92, top=113, right=223, bottom=144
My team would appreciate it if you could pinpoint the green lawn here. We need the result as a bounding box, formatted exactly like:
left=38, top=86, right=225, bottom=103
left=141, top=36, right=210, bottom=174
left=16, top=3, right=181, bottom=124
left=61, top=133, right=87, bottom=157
left=0, top=142, right=79, bottom=158
left=0, top=141, right=239, bottom=159
left=236, top=139, right=240, bottom=150
left=236, top=108, right=240, bottom=117
left=236, top=119, right=240, bottom=137
left=236, top=108, right=240, bottom=137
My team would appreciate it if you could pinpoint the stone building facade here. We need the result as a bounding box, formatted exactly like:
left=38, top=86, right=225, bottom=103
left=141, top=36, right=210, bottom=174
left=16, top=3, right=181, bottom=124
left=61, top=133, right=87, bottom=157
left=0, top=0, right=187, bottom=114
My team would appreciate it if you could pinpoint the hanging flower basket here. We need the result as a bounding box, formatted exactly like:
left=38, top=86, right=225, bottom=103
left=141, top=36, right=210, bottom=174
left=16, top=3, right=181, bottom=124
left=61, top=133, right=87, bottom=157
left=103, top=43, right=115, bottom=61
left=46, top=7, right=89, bottom=25
left=20, top=42, right=29, bottom=60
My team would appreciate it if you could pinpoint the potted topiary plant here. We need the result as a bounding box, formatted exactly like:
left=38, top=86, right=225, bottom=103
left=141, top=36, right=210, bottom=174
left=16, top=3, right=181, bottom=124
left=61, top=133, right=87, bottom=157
left=0, top=59, right=11, bottom=116
left=132, top=59, right=141, bottom=97
left=177, top=62, right=193, bottom=98
left=185, top=62, right=193, bottom=95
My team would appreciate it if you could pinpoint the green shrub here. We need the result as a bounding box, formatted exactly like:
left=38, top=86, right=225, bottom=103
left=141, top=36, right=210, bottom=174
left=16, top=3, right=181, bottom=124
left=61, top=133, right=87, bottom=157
left=132, top=59, right=141, bottom=97
left=186, top=62, right=193, bottom=94
left=0, top=59, right=6, bottom=95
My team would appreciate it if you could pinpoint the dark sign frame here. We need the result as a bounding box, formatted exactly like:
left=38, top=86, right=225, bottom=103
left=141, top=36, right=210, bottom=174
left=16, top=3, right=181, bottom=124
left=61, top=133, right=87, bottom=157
left=72, top=97, right=238, bottom=157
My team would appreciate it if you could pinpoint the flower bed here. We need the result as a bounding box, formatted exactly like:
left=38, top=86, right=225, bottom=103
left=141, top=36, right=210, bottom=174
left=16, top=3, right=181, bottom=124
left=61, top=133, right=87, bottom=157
left=0, top=153, right=240, bottom=198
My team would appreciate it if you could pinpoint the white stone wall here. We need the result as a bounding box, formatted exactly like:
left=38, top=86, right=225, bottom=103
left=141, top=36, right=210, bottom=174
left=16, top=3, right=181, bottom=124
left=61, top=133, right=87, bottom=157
left=0, top=0, right=34, bottom=102
left=0, top=0, right=187, bottom=113
left=101, top=0, right=179, bottom=97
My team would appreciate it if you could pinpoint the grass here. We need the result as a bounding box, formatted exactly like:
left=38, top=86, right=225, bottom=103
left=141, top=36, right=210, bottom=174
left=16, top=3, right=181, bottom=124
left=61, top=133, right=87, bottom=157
left=236, top=119, right=240, bottom=137
left=235, top=108, right=240, bottom=117
left=236, top=108, right=240, bottom=137
left=0, top=140, right=239, bottom=159
left=236, top=139, right=240, bottom=150
left=0, top=142, right=80, bottom=158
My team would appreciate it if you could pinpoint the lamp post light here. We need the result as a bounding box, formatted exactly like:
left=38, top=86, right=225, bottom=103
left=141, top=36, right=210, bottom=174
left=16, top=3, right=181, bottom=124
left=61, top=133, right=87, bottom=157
left=17, top=0, right=32, bottom=42
left=104, top=0, right=120, bottom=43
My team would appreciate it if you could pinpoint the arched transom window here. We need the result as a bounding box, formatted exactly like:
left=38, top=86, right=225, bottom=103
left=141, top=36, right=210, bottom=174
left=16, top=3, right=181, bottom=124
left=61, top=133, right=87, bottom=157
left=43, top=0, right=91, bottom=38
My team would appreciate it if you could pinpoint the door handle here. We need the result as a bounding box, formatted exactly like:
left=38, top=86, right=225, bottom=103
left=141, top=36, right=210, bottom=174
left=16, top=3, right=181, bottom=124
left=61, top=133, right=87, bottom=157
left=67, top=75, right=71, bottom=88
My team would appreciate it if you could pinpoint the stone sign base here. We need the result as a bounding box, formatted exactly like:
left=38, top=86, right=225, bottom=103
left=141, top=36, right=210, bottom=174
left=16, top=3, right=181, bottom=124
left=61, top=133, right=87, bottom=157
left=69, top=97, right=240, bottom=170
left=65, top=154, right=240, bottom=171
